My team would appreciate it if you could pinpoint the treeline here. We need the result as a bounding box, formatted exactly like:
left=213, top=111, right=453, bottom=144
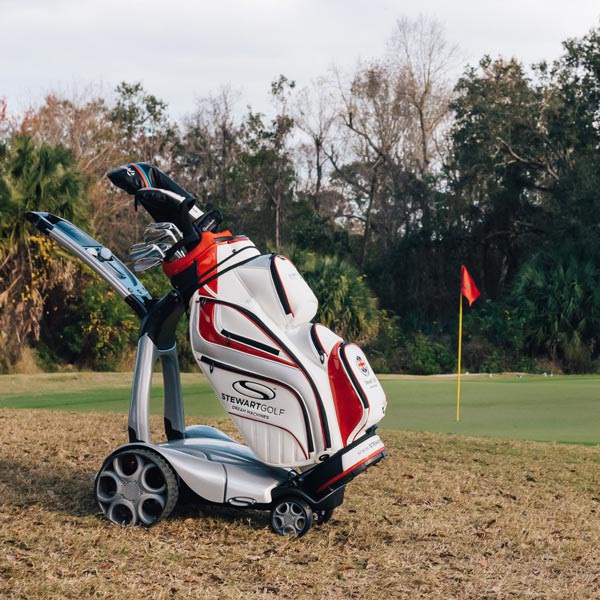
left=1, top=19, right=600, bottom=374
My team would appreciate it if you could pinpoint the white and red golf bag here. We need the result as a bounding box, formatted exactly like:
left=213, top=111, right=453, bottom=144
left=163, top=230, right=387, bottom=469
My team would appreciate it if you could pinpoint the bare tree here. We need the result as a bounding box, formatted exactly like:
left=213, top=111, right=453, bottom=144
left=316, top=17, right=459, bottom=267
left=387, top=15, right=459, bottom=176
left=293, top=78, right=338, bottom=209
left=327, top=61, right=415, bottom=267
left=176, top=86, right=242, bottom=207
left=19, top=91, right=142, bottom=251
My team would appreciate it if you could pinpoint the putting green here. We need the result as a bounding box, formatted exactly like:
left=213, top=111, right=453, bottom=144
left=380, top=374, right=600, bottom=444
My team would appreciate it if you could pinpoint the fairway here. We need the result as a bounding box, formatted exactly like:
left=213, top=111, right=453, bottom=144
left=0, top=372, right=225, bottom=419
left=2, top=372, right=599, bottom=444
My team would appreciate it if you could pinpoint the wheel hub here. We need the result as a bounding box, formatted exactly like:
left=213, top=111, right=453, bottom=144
left=122, top=481, right=142, bottom=501
left=279, top=511, right=296, bottom=529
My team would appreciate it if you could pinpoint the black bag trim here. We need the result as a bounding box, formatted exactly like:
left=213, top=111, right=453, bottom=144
left=197, top=253, right=260, bottom=290
left=310, top=323, right=326, bottom=363
left=170, top=262, right=200, bottom=304
left=339, top=342, right=370, bottom=409
left=164, top=232, right=201, bottom=261
left=298, top=428, right=385, bottom=496
left=220, top=328, right=280, bottom=356
left=269, top=254, right=293, bottom=315
left=172, top=253, right=260, bottom=305
left=196, top=243, right=258, bottom=282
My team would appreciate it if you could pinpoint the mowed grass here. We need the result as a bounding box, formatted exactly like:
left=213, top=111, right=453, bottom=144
left=382, top=374, right=600, bottom=445
left=0, top=372, right=225, bottom=419
left=1, top=409, right=600, bottom=599
left=2, top=372, right=599, bottom=444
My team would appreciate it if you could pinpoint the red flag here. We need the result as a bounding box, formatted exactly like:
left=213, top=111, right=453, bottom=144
left=461, top=265, right=480, bottom=307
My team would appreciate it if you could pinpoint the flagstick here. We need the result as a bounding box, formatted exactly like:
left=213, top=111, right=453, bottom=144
left=457, top=293, right=463, bottom=423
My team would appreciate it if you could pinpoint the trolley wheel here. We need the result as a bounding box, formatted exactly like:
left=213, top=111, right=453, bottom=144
left=313, top=508, right=334, bottom=525
left=270, top=497, right=314, bottom=537
left=95, top=447, right=179, bottom=527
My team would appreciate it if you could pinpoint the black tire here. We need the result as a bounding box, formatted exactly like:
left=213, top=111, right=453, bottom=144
left=95, top=447, right=179, bottom=527
left=270, top=497, right=313, bottom=537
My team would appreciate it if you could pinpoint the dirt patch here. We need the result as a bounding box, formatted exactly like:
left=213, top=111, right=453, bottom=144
left=1, top=409, right=600, bottom=599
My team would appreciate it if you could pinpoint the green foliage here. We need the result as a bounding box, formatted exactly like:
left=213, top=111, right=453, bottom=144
left=448, top=57, right=550, bottom=300
left=0, top=134, right=85, bottom=369
left=0, top=134, right=85, bottom=235
left=511, top=245, right=600, bottom=373
left=136, top=269, right=196, bottom=371
left=110, top=81, right=177, bottom=161
left=363, top=310, right=403, bottom=374
left=402, top=333, right=455, bottom=375
left=536, top=30, right=600, bottom=245
left=40, top=273, right=138, bottom=371
left=3, top=26, right=600, bottom=374
left=287, top=248, right=381, bottom=345
left=238, top=107, right=296, bottom=248
left=461, top=300, right=530, bottom=372
left=286, top=198, right=351, bottom=256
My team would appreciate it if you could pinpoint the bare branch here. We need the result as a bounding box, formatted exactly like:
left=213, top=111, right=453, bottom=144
left=497, top=137, right=560, bottom=181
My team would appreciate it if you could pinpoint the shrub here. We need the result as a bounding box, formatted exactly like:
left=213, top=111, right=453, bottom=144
left=39, top=272, right=137, bottom=371
left=511, top=246, right=600, bottom=373
left=403, top=333, right=455, bottom=375
left=365, top=310, right=403, bottom=374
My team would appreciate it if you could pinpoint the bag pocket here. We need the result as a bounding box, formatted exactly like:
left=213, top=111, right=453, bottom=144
left=197, top=356, right=315, bottom=467
left=327, top=342, right=387, bottom=445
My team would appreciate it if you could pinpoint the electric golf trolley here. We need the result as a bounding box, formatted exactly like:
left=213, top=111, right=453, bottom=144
left=26, top=162, right=387, bottom=536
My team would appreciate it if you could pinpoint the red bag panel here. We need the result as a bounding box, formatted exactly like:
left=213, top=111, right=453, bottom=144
left=327, top=342, right=366, bottom=445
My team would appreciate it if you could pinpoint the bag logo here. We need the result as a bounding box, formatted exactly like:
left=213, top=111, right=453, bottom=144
left=356, top=355, right=369, bottom=376
left=232, top=380, right=276, bottom=401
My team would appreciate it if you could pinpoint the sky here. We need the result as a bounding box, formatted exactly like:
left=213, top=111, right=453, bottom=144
left=1, top=0, right=599, bottom=121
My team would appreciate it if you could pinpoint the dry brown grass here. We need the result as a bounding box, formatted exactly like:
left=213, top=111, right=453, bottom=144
left=1, top=409, right=600, bottom=599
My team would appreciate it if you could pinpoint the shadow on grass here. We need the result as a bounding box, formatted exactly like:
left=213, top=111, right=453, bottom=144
left=0, top=456, right=276, bottom=532
left=0, top=457, right=97, bottom=518
left=173, top=487, right=272, bottom=531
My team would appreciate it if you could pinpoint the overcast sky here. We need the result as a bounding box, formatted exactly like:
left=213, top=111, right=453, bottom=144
left=1, top=0, right=599, bottom=121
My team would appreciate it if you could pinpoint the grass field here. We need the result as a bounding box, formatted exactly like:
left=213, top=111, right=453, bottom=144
left=1, top=372, right=599, bottom=444
left=1, top=408, right=600, bottom=599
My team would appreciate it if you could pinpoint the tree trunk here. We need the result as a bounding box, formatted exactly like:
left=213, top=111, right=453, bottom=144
left=274, top=192, right=281, bottom=248
left=314, top=137, right=322, bottom=210
left=360, top=170, right=379, bottom=269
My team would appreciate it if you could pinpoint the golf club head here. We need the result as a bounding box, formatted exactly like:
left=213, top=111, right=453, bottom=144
left=133, top=256, right=163, bottom=272
left=144, top=223, right=188, bottom=261
left=144, top=222, right=183, bottom=240
left=144, top=228, right=179, bottom=246
left=129, top=242, right=169, bottom=263
left=129, top=242, right=151, bottom=261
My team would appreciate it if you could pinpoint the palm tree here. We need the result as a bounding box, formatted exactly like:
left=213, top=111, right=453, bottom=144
left=512, top=246, right=600, bottom=373
left=288, top=248, right=381, bottom=345
left=0, top=134, right=84, bottom=370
